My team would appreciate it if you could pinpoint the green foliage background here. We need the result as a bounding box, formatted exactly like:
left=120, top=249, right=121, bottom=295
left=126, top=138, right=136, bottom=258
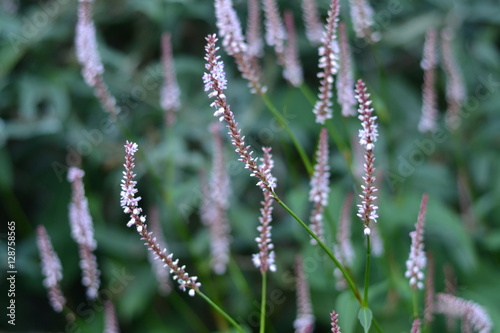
left=1, top=0, right=500, bottom=332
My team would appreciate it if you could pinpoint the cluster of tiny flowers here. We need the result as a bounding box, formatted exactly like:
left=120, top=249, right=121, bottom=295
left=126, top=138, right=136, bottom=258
left=75, top=0, right=103, bottom=87
left=121, top=141, right=201, bottom=296
left=200, top=122, right=231, bottom=275
left=349, top=0, right=379, bottom=42
left=103, top=300, right=120, bottom=333
left=441, top=28, right=466, bottom=130
left=355, top=79, right=379, bottom=235
left=36, top=225, right=66, bottom=313
left=309, top=128, right=330, bottom=244
left=293, top=256, right=315, bottom=333
left=203, top=34, right=275, bottom=192
left=68, top=166, right=100, bottom=299
left=435, top=294, right=492, bottom=333
left=283, top=11, right=304, bottom=87
left=252, top=148, right=277, bottom=273
left=214, top=0, right=264, bottom=93
left=336, top=23, right=357, bottom=117
left=330, top=311, right=341, bottom=333
left=312, top=0, right=340, bottom=124
left=147, top=206, right=172, bottom=295
left=262, top=0, right=287, bottom=63
left=418, top=29, right=438, bottom=132
left=75, top=0, right=119, bottom=116
left=405, top=194, right=428, bottom=290
left=301, top=0, right=323, bottom=44
left=160, top=33, right=181, bottom=127
left=246, top=0, right=263, bottom=58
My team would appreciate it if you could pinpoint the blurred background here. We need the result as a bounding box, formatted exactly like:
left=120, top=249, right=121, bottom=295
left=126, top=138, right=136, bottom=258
left=1, top=0, right=500, bottom=332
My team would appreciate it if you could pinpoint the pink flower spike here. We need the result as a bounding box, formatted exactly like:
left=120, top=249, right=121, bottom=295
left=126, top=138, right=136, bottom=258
left=309, top=128, right=330, bottom=244
left=160, top=33, right=181, bottom=127
left=68, top=166, right=100, bottom=300
left=301, top=0, right=323, bottom=44
left=75, top=0, right=120, bottom=117
left=246, top=0, right=263, bottom=58
left=312, top=0, right=340, bottom=124
left=435, top=293, right=492, bottom=333
left=355, top=79, right=379, bottom=235
left=203, top=34, right=275, bottom=192
left=405, top=194, right=428, bottom=290
left=283, top=11, right=303, bottom=87
left=252, top=147, right=277, bottom=273
left=214, top=0, right=264, bottom=93
left=200, top=122, right=232, bottom=275
left=36, top=225, right=66, bottom=313
left=104, top=300, right=120, bottom=333
left=419, top=29, right=438, bottom=132
left=262, top=0, right=287, bottom=64
left=336, top=22, right=357, bottom=117
left=294, top=256, right=314, bottom=333
left=349, top=0, right=379, bottom=42
left=121, top=141, right=201, bottom=296
left=441, top=28, right=465, bottom=131
left=330, top=310, right=341, bottom=333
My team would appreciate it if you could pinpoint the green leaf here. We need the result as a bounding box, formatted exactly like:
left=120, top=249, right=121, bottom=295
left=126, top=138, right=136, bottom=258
left=358, top=307, right=373, bottom=333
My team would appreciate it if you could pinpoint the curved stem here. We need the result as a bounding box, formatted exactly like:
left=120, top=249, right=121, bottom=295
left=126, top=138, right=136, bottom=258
left=272, top=191, right=362, bottom=304
left=412, top=289, right=419, bottom=319
left=260, top=272, right=267, bottom=333
left=372, top=317, right=384, bottom=333
left=197, top=290, right=245, bottom=333
left=259, top=92, right=313, bottom=175
left=363, top=235, right=371, bottom=307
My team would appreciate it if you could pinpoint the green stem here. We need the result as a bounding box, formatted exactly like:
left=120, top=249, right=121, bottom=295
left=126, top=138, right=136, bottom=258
left=272, top=191, right=362, bottom=305
left=363, top=235, right=371, bottom=307
left=372, top=317, right=384, bottom=333
left=259, top=92, right=313, bottom=175
left=197, top=291, right=245, bottom=333
left=412, top=289, right=419, bottom=319
left=260, top=272, right=267, bottom=333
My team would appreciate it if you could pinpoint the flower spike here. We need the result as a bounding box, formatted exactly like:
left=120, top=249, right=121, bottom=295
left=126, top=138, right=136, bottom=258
left=120, top=141, right=201, bottom=296
left=355, top=79, right=378, bottom=235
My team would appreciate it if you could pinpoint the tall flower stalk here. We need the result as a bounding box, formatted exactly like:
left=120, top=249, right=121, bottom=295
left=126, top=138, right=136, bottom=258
left=336, top=22, right=356, bottom=117
left=330, top=311, right=341, bottom=332
left=312, top=0, right=340, bottom=124
left=120, top=141, right=201, bottom=296
left=294, top=256, right=315, bottom=333
left=68, top=166, right=100, bottom=300
left=418, top=30, right=438, bottom=132
left=262, top=0, right=287, bottom=65
left=355, top=79, right=379, bottom=310
left=405, top=194, right=428, bottom=291
left=214, top=0, right=264, bottom=93
left=309, top=128, right=330, bottom=244
left=160, top=33, right=181, bottom=127
left=75, top=0, right=120, bottom=117
left=349, top=0, right=378, bottom=42
left=441, top=27, right=465, bottom=130
left=203, top=34, right=276, bottom=192
left=36, top=225, right=66, bottom=313
left=435, top=294, right=492, bottom=333
left=283, top=11, right=303, bottom=87
left=355, top=79, right=379, bottom=236
left=201, top=122, right=232, bottom=275
left=301, top=0, right=323, bottom=44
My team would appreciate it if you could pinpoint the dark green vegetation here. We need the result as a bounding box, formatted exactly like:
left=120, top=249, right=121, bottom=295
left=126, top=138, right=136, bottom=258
left=1, top=0, right=500, bottom=332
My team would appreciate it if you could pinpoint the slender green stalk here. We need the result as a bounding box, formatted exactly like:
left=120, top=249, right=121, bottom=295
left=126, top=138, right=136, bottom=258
left=260, top=272, right=267, bottom=333
left=197, top=291, right=245, bottom=333
left=272, top=191, right=362, bottom=304
left=363, top=235, right=371, bottom=307
left=258, top=92, right=313, bottom=175
left=412, top=289, right=419, bottom=319
left=372, top=317, right=384, bottom=333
